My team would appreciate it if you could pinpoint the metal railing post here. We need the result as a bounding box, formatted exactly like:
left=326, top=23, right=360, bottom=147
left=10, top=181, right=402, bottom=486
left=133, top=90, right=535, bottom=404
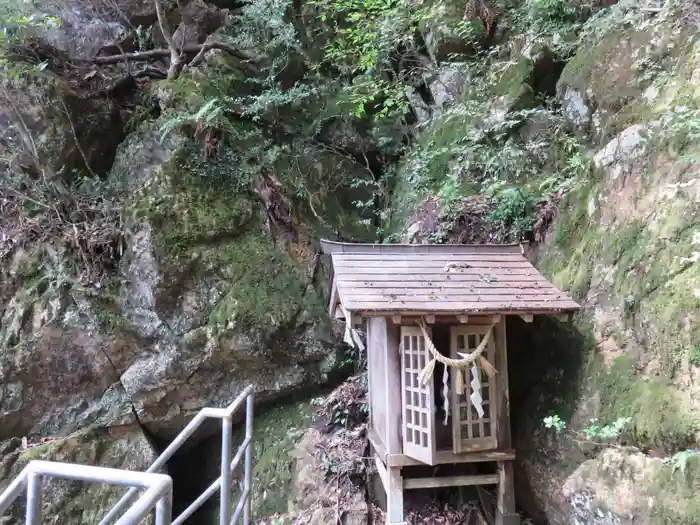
left=243, top=393, right=254, bottom=525
left=0, top=386, right=256, bottom=525
left=155, top=485, right=173, bottom=525
left=99, top=385, right=253, bottom=525
left=220, top=415, right=233, bottom=525
left=0, top=461, right=173, bottom=525
left=25, top=473, right=42, bottom=525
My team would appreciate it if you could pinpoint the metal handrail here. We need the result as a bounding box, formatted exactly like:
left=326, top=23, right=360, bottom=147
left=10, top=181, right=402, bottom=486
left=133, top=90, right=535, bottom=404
left=99, top=384, right=255, bottom=525
left=0, top=461, right=173, bottom=525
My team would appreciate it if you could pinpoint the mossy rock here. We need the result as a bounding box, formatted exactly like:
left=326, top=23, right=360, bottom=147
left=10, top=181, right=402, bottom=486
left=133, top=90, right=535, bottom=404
left=0, top=73, right=122, bottom=178
left=648, top=451, right=700, bottom=524
left=563, top=447, right=700, bottom=525
left=421, top=0, right=486, bottom=63
left=126, top=138, right=330, bottom=342
left=248, top=401, right=315, bottom=516
left=558, top=10, right=698, bottom=141
left=587, top=355, right=697, bottom=451
left=538, top=174, right=700, bottom=451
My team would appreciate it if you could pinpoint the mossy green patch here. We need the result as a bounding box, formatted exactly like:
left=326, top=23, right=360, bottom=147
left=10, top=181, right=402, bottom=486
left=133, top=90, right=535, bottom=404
left=558, top=28, right=651, bottom=135
left=604, top=98, right=655, bottom=144
left=138, top=144, right=255, bottom=261
left=589, top=355, right=697, bottom=451
left=641, top=256, right=700, bottom=370
left=558, top=31, right=622, bottom=93
left=206, top=232, right=321, bottom=341
left=496, top=56, right=534, bottom=100
left=242, top=400, right=315, bottom=516
left=553, top=180, right=596, bottom=248
left=128, top=138, right=329, bottom=341
left=648, top=453, right=700, bottom=524
left=544, top=185, right=600, bottom=301
left=690, top=344, right=700, bottom=366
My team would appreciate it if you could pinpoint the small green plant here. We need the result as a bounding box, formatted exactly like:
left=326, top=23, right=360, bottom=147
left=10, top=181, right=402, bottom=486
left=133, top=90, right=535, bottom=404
left=543, top=414, right=567, bottom=433
left=664, top=449, right=699, bottom=474
left=582, top=417, right=632, bottom=441
left=489, top=187, right=535, bottom=239
left=544, top=413, right=633, bottom=444
left=690, top=344, right=700, bottom=366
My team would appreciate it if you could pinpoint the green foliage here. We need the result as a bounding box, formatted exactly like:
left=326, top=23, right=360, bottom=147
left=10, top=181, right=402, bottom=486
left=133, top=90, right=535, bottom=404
left=576, top=0, right=648, bottom=44
left=656, top=94, right=700, bottom=161
left=543, top=414, right=567, bottom=433
left=523, top=0, right=594, bottom=31
left=651, top=450, right=700, bottom=524
left=488, top=186, right=534, bottom=239
left=309, top=0, right=433, bottom=119
left=394, top=77, right=590, bottom=226
left=543, top=413, right=632, bottom=442
left=592, top=356, right=697, bottom=451
left=0, top=1, right=60, bottom=78
left=691, top=344, right=700, bottom=367
left=582, top=416, right=632, bottom=441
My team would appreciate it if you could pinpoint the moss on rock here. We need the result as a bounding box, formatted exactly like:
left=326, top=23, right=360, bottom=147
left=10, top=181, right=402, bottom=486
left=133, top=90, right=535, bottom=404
left=648, top=452, right=700, bottom=524
left=587, top=355, right=697, bottom=450
left=206, top=233, right=318, bottom=340
left=562, top=447, right=700, bottom=525
left=195, top=399, right=317, bottom=522
left=558, top=11, right=695, bottom=143
left=247, top=401, right=315, bottom=516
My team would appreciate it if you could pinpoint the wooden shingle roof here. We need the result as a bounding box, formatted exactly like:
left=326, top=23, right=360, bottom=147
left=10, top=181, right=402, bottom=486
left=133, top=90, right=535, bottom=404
left=321, top=239, right=580, bottom=316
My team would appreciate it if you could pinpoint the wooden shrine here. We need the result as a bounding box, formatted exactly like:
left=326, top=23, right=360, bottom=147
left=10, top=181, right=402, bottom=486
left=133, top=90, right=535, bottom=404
left=320, top=240, right=581, bottom=525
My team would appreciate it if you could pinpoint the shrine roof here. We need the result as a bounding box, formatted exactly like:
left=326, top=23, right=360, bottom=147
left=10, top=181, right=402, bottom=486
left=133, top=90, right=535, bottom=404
left=321, top=239, right=580, bottom=316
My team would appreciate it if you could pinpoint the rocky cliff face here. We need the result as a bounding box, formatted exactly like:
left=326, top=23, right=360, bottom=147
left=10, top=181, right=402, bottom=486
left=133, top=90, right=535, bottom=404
left=0, top=0, right=365, bottom=521
left=529, top=5, right=700, bottom=522
left=388, top=2, right=700, bottom=524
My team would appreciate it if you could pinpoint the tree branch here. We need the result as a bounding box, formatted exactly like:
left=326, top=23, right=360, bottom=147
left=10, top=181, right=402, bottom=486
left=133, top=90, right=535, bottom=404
left=91, top=42, right=246, bottom=65
left=154, top=0, right=181, bottom=79
left=59, top=97, right=97, bottom=178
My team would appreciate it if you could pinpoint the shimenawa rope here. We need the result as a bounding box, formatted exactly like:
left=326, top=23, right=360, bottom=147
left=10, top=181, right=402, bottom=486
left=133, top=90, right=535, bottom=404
left=416, top=318, right=497, bottom=390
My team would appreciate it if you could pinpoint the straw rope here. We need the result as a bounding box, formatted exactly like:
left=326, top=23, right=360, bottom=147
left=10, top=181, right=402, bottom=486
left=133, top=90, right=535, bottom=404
left=417, top=318, right=497, bottom=394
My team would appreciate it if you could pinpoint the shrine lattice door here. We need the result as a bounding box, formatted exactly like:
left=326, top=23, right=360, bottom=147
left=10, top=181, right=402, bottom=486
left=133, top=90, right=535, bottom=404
left=400, top=326, right=437, bottom=465
left=450, top=326, right=498, bottom=453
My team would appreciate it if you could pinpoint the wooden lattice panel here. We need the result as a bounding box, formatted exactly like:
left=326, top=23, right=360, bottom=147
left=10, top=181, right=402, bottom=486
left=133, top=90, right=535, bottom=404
left=400, top=326, right=436, bottom=465
left=450, top=326, right=498, bottom=453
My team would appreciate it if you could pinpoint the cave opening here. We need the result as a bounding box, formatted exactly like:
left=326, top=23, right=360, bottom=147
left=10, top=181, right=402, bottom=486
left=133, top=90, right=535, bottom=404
left=148, top=419, right=224, bottom=524
left=506, top=315, right=591, bottom=522
left=156, top=377, right=352, bottom=524
left=529, top=50, right=568, bottom=103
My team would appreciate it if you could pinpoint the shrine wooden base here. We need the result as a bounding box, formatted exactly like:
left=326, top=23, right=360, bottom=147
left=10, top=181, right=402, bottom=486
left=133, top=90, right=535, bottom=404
left=371, top=434, right=519, bottom=525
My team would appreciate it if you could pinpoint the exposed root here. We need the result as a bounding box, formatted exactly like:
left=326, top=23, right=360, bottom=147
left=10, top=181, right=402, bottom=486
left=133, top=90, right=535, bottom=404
left=0, top=185, right=125, bottom=283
